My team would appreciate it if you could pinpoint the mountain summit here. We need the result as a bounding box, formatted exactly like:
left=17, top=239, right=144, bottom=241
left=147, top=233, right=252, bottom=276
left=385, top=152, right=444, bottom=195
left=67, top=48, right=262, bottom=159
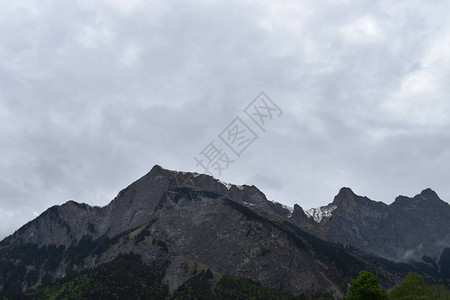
left=1, top=165, right=449, bottom=299
left=0, top=166, right=351, bottom=297
left=305, top=186, right=450, bottom=265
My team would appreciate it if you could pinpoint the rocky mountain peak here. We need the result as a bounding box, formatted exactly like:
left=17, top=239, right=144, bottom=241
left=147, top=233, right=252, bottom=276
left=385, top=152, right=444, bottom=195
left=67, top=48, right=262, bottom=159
left=305, top=188, right=378, bottom=223
left=332, top=187, right=357, bottom=205
left=330, top=187, right=380, bottom=210
left=392, top=188, right=445, bottom=209
left=292, top=204, right=306, bottom=218
left=337, top=186, right=355, bottom=196
left=417, top=188, right=440, bottom=200
left=149, top=164, right=164, bottom=173
left=2, top=165, right=450, bottom=298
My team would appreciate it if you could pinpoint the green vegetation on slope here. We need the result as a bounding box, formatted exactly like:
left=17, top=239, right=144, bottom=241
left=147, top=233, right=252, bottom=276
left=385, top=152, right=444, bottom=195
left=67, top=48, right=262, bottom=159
left=214, top=274, right=308, bottom=300
left=388, top=272, right=435, bottom=300
left=170, top=270, right=308, bottom=300
left=343, top=271, right=450, bottom=300
left=344, top=271, right=388, bottom=300
left=2, top=255, right=450, bottom=300
left=1, top=255, right=307, bottom=300
left=27, top=253, right=168, bottom=300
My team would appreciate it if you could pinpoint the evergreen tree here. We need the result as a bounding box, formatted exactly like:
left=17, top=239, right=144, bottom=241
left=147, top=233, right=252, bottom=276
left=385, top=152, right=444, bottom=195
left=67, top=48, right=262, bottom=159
left=388, top=272, right=434, bottom=300
left=344, top=271, right=387, bottom=300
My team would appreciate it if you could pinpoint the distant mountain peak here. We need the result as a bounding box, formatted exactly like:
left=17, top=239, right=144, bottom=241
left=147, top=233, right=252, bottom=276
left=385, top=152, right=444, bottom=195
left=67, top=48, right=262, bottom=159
left=339, top=186, right=354, bottom=193
left=337, top=186, right=355, bottom=197
left=150, top=164, right=164, bottom=172
left=393, top=188, right=443, bottom=208
left=2, top=164, right=450, bottom=297
left=418, top=188, right=440, bottom=199
left=303, top=188, right=356, bottom=223
left=292, top=204, right=307, bottom=219
left=146, top=164, right=169, bottom=177
left=332, top=187, right=357, bottom=205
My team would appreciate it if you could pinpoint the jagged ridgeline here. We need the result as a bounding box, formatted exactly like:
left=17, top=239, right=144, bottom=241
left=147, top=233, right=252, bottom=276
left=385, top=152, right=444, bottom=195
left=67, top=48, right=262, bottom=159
left=1, top=165, right=449, bottom=299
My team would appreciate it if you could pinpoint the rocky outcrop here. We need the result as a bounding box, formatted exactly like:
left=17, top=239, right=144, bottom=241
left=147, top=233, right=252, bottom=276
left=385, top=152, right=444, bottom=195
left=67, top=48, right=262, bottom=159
left=1, top=165, right=449, bottom=298
left=303, top=187, right=450, bottom=266
left=0, top=166, right=401, bottom=298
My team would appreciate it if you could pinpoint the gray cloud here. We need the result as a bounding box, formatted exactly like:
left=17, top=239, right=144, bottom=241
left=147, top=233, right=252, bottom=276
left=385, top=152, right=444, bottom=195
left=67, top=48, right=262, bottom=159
left=0, top=0, right=449, bottom=238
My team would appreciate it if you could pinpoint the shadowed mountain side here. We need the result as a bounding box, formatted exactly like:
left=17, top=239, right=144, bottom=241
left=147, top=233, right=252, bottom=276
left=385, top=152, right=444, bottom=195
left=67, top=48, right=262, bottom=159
left=1, top=165, right=449, bottom=299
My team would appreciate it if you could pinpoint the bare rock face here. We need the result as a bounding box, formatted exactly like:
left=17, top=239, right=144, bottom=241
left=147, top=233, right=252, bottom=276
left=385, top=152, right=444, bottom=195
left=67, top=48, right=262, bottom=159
left=0, top=165, right=396, bottom=298
left=303, top=187, right=450, bottom=266
left=1, top=165, right=449, bottom=298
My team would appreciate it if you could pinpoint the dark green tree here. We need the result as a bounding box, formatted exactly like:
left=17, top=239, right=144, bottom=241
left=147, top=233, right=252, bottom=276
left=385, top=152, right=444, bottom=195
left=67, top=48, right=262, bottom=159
left=430, top=284, right=450, bottom=300
left=388, top=272, right=434, bottom=300
left=344, top=271, right=387, bottom=300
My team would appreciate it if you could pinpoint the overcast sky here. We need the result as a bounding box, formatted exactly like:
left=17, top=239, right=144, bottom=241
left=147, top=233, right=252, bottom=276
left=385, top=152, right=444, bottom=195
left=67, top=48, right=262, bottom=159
left=1, top=0, right=449, bottom=238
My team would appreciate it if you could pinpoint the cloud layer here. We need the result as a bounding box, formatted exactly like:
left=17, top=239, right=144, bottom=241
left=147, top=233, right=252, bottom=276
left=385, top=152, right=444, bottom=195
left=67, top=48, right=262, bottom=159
left=1, top=0, right=449, bottom=238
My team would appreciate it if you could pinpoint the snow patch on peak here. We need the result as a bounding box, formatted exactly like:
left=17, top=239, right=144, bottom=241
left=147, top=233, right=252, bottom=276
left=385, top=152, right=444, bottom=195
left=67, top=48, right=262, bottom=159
left=218, top=179, right=233, bottom=190
left=268, top=200, right=294, bottom=214
left=217, top=179, right=245, bottom=191
left=268, top=199, right=293, bottom=211
left=305, top=205, right=337, bottom=223
left=282, top=204, right=294, bottom=213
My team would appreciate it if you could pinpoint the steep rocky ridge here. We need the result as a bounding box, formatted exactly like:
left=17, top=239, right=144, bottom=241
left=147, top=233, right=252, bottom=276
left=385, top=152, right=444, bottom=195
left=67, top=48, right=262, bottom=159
left=0, top=165, right=403, bottom=298
left=303, top=187, right=450, bottom=268
left=1, top=165, right=449, bottom=298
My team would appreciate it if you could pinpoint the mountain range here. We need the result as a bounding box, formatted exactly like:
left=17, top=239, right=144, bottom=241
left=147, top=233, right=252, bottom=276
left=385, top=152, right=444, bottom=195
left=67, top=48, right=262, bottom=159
left=0, top=165, right=449, bottom=299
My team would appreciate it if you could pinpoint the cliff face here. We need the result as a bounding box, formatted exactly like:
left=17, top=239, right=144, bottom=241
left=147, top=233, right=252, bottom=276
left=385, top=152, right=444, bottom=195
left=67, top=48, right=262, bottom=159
left=1, top=165, right=449, bottom=298
left=304, top=187, right=450, bottom=266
